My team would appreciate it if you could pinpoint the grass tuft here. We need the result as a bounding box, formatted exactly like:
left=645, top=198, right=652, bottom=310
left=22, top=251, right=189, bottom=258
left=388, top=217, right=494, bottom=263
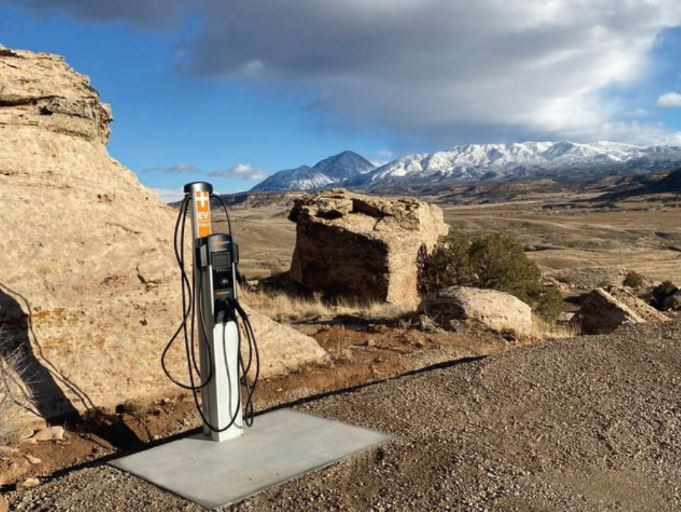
left=240, top=288, right=415, bottom=323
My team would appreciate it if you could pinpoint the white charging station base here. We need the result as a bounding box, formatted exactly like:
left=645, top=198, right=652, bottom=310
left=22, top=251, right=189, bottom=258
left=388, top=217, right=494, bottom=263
left=109, top=408, right=390, bottom=509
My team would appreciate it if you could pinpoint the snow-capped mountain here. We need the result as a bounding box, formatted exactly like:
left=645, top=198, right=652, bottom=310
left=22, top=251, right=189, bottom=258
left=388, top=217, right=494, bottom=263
left=251, top=150, right=375, bottom=192
left=353, top=141, right=681, bottom=190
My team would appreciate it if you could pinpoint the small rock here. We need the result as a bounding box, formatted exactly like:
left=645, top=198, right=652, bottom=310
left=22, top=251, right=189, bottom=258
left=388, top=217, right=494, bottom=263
left=32, top=425, right=65, bottom=442
left=24, top=454, right=41, bottom=465
left=363, top=339, right=376, bottom=347
left=51, top=426, right=65, bottom=441
left=448, top=319, right=466, bottom=332
left=17, top=477, right=39, bottom=490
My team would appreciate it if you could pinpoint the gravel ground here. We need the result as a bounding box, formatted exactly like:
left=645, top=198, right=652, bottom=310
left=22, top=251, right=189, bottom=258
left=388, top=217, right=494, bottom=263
left=8, top=321, right=681, bottom=511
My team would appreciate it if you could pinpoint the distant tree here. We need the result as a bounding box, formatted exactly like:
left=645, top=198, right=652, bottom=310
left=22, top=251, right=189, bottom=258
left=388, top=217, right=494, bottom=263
left=623, top=271, right=644, bottom=289
left=652, top=280, right=678, bottom=310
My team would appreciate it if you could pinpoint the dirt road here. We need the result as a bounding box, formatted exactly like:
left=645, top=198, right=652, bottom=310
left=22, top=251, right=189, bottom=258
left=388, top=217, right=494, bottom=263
left=8, top=321, right=681, bottom=511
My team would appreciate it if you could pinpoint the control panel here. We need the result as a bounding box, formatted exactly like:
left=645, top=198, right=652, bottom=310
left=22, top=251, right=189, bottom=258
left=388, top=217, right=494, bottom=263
left=203, top=233, right=239, bottom=302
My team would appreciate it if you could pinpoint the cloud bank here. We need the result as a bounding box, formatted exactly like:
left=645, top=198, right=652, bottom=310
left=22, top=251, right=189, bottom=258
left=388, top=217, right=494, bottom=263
left=13, top=0, right=681, bottom=144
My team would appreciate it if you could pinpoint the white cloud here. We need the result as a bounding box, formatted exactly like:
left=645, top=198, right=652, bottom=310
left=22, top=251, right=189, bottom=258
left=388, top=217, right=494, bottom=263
left=208, top=163, right=269, bottom=181
left=143, top=163, right=201, bottom=174
left=150, top=187, right=185, bottom=203
left=656, top=92, right=681, bottom=108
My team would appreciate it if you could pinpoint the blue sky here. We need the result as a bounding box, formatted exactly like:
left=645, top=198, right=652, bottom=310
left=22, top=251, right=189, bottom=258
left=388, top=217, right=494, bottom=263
left=1, top=1, right=680, bottom=198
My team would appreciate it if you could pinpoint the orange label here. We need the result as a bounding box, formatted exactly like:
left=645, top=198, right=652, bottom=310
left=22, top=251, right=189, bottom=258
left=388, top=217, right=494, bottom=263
left=194, top=191, right=212, bottom=238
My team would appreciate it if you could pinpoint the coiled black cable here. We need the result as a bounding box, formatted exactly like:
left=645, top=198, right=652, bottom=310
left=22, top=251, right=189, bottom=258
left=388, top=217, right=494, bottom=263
left=161, top=196, right=213, bottom=390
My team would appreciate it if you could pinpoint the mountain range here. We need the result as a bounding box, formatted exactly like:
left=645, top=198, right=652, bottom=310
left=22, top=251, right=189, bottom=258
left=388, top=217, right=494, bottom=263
left=250, top=141, right=681, bottom=194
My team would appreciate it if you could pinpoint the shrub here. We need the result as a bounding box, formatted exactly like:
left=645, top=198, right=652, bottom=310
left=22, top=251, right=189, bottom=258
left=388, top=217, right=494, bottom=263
left=420, top=232, right=563, bottom=322
left=417, top=232, right=473, bottom=293
left=532, top=285, right=564, bottom=324
left=652, top=280, right=678, bottom=310
left=623, top=271, right=644, bottom=289
left=467, top=234, right=542, bottom=301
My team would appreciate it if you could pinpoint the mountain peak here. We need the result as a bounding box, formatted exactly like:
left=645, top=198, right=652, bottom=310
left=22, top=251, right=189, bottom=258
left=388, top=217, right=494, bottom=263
left=250, top=150, right=375, bottom=192
left=312, top=150, right=375, bottom=178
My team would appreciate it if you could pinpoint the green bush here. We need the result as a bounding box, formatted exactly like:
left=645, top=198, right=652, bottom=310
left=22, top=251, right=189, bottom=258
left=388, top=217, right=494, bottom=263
left=419, top=232, right=563, bottom=322
left=417, top=232, right=473, bottom=293
left=467, top=234, right=541, bottom=301
left=652, top=280, right=678, bottom=310
left=623, top=271, right=644, bottom=289
left=532, top=285, right=564, bottom=323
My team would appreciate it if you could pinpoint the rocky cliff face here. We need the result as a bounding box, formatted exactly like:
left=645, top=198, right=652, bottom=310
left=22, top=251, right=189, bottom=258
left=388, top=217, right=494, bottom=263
left=288, top=189, right=448, bottom=305
left=0, top=45, right=326, bottom=420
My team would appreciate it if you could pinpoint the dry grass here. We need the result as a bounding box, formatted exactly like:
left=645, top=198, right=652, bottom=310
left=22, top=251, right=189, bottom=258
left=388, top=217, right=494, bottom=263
left=0, top=339, right=35, bottom=444
left=531, top=314, right=581, bottom=339
left=240, top=288, right=416, bottom=323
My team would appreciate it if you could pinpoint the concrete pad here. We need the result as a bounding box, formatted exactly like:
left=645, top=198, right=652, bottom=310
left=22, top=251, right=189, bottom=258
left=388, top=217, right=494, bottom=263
left=109, top=408, right=390, bottom=509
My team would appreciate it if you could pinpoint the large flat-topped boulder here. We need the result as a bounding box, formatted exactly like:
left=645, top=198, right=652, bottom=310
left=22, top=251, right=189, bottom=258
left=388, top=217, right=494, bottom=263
left=288, top=189, right=448, bottom=305
left=0, top=45, right=327, bottom=420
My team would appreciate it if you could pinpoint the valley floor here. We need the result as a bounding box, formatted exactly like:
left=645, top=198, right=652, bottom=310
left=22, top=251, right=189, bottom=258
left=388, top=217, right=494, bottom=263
left=8, top=321, right=681, bottom=511
left=224, top=197, right=681, bottom=286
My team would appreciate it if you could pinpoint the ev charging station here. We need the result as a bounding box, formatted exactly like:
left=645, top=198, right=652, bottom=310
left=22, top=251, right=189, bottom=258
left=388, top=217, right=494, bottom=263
left=110, top=182, right=390, bottom=509
left=186, top=182, right=246, bottom=442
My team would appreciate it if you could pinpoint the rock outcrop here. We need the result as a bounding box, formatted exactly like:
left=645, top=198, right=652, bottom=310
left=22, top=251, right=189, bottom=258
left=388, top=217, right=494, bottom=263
left=288, top=189, right=448, bottom=305
left=575, top=287, right=668, bottom=334
left=0, top=45, right=327, bottom=420
left=419, top=286, right=533, bottom=336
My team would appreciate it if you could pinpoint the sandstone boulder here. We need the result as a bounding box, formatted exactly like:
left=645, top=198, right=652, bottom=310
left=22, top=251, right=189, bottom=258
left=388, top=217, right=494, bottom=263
left=419, top=286, right=533, bottom=336
left=575, top=287, right=667, bottom=334
left=288, top=189, right=448, bottom=306
left=0, top=45, right=327, bottom=420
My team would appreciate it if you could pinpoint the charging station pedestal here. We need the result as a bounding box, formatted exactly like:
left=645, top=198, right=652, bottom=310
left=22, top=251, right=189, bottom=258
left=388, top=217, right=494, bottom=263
left=110, top=182, right=390, bottom=508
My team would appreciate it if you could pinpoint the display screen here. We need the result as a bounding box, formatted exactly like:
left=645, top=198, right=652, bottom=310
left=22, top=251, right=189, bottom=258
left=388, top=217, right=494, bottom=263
left=212, top=252, right=231, bottom=268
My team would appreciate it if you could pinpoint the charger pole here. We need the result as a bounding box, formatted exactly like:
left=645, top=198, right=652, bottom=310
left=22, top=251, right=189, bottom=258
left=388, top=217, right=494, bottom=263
left=184, top=182, right=243, bottom=442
